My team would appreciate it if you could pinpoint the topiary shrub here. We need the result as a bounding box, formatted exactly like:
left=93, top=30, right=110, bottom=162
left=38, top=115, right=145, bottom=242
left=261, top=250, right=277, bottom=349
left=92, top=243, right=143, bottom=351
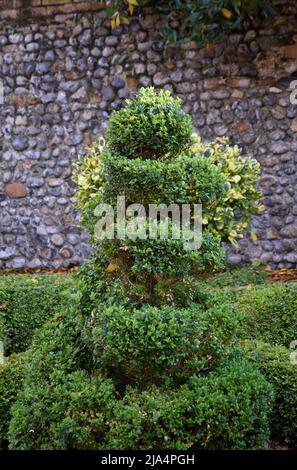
left=243, top=341, right=297, bottom=446
left=102, top=149, right=226, bottom=206
left=0, top=353, right=26, bottom=447
left=0, top=274, right=74, bottom=354
left=236, top=283, right=297, bottom=348
left=74, top=101, right=263, bottom=249
left=9, top=87, right=271, bottom=450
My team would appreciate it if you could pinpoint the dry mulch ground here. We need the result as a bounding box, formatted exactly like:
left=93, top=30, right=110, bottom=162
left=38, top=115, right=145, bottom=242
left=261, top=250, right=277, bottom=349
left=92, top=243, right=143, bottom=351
left=0, top=267, right=77, bottom=277
left=265, top=268, right=297, bottom=283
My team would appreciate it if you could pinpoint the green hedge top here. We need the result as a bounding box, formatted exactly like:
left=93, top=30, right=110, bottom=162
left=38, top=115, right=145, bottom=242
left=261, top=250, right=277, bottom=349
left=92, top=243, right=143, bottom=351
left=0, top=274, right=75, bottom=354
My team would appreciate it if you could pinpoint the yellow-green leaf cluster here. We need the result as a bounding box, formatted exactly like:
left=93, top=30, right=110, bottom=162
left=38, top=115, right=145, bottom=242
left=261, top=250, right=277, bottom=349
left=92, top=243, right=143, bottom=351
left=107, top=0, right=139, bottom=29
left=72, top=138, right=105, bottom=214
left=191, top=135, right=264, bottom=244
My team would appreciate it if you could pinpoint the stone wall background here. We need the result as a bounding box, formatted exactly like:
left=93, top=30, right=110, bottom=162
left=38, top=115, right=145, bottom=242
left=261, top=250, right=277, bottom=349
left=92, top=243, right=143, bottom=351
left=1, top=0, right=297, bottom=269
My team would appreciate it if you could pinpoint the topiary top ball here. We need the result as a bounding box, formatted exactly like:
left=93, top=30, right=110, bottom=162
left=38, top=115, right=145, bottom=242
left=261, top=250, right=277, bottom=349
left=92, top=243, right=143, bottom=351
left=106, top=87, right=194, bottom=160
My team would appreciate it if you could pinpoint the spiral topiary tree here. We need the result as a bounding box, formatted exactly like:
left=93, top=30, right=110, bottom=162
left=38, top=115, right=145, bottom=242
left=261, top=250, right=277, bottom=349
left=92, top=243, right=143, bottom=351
left=8, top=88, right=273, bottom=450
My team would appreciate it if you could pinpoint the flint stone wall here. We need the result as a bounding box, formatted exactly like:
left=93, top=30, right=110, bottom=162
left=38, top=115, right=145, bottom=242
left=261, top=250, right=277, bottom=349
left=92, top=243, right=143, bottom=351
left=1, top=0, right=297, bottom=269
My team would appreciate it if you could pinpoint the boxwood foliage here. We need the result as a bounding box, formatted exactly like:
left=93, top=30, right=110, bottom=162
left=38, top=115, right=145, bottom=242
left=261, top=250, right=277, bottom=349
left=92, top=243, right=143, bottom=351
left=0, top=274, right=74, bottom=354
left=106, top=87, right=194, bottom=159
left=8, top=310, right=272, bottom=451
left=236, top=283, right=297, bottom=348
left=203, top=266, right=268, bottom=289
left=76, top=89, right=231, bottom=285
left=86, top=302, right=240, bottom=385
left=107, top=357, right=273, bottom=450
left=74, top=89, right=263, bottom=249
left=8, top=88, right=270, bottom=450
left=243, top=341, right=297, bottom=446
left=102, top=150, right=227, bottom=207
left=0, top=353, right=26, bottom=447
left=8, top=290, right=273, bottom=450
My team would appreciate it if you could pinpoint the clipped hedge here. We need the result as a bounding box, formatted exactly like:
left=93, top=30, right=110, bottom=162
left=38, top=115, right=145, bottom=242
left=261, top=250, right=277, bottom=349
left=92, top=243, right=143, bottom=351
left=8, top=303, right=273, bottom=450
left=0, top=353, right=26, bottom=446
left=9, top=348, right=273, bottom=450
left=0, top=274, right=74, bottom=354
left=236, top=283, right=297, bottom=348
left=9, top=369, right=116, bottom=451
left=102, top=151, right=227, bottom=207
left=204, top=266, right=268, bottom=289
left=243, top=340, right=297, bottom=445
left=107, top=357, right=273, bottom=450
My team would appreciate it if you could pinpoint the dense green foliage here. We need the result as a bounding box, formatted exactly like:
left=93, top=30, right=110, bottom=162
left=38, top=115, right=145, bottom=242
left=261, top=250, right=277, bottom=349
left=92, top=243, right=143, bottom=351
left=0, top=266, right=297, bottom=449
left=203, top=265, right=267, bottom=289
left=8, top=89, right=272, bottom=450
left=8, top=311, right=272, bottom=450
left=102, top=151, right=225, bottom=206
left=9, top=369, right=115, bottom=450
left=0, top=274, right=74, bottom=354
left=237, top=283, right=297, bottom=348
left=105, top=0, right=276, bottom=46
left=76, top=247, right=222, bottom=311
left=0, top=354, right=26, bottom=446
left=86, top=302, right=240, bottom=385
left=104, top=357, right=272, bottom=450
left=243, top=341, right=297, bottom=445
left=106, top=88, right=194, bottom=159
left=3, top=262, right=297, bottom=449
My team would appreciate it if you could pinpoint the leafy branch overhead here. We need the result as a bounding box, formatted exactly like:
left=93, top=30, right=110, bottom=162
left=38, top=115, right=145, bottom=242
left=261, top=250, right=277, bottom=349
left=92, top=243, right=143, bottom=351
left=104, top=0, right=276, bottom=46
